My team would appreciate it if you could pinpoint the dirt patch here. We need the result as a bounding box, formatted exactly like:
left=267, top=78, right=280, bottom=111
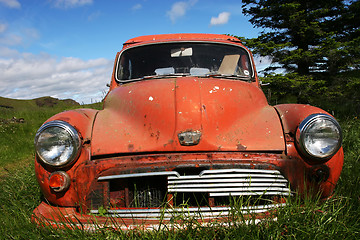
left=35, top=97, right=59, bottom=107
left=0, top=158, right=33, bottom=180
left=0, top=117, right=25, bottom=124
left=35, top=97, right=79, bottom=107
left=0, top=105, right=14, bottom=109
left=62, top=99, right=80, bottom=106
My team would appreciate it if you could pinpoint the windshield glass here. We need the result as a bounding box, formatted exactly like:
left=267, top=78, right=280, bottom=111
left=116, top=42, right=253, bottom=81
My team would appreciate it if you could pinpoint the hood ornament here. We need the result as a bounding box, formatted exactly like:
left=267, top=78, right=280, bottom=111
left=178, top=131, right=202, bottom=146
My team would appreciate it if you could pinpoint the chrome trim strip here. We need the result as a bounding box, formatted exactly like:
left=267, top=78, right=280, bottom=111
left=98, top=171, right=179, bottom=181
left=90, top=203, right=286, bottom=219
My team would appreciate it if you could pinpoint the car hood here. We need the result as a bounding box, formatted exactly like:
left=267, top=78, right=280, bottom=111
left=91, top=77, right=285, bottom=156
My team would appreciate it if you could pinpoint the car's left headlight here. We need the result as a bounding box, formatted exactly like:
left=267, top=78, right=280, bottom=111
left=296, top=113, right=342, bottom=160
left=34, top=120, right=81, bottom=167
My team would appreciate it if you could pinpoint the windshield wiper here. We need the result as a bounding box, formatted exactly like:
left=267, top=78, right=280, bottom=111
left=132, top=73, right=252, bottom=82
left=120, top=73, right=191, bottom=83
left=140, top=73, right=190, bottom=80
left=204, top=73, right=252, bottom=81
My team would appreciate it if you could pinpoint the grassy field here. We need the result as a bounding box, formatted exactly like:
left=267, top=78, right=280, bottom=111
left=0, top=96, right=359, bottom=239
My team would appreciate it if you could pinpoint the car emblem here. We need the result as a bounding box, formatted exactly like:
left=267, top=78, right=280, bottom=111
left=178, top=131, right=202, bottom=146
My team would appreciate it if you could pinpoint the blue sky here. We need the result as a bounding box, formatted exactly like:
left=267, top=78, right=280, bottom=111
left=0, top=0, right=267, bottom=103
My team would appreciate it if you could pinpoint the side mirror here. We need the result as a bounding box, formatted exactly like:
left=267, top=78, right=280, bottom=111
left=260, top=81, right=270, bottom=86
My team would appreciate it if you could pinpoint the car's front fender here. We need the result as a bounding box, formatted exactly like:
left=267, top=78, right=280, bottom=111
left=34, top=108, right=99, bottom=206
left=275, top=103, right=343, bottom=198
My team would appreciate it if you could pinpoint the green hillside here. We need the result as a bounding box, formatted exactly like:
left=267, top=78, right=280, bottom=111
left=0, top=96, right=101, bottom=174
left=0, top=96, right=79, bottom=112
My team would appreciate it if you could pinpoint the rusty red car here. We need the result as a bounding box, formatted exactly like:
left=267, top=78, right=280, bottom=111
left=33, top=33, right=343, bottom=230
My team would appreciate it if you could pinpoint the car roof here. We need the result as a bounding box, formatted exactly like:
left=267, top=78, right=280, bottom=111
left=122, top=33, right=242, bottom=48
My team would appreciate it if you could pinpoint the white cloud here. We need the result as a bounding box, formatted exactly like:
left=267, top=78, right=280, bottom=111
left=88, top=11, right=101, bottom=21
left=132, top=4, right=142, bottom=11
left=166, top=0, right=197, bottom=23
left=0, top=53, right=113, bottom=104
left=0, top=0, right=21, bottom=8
left=55, top=57, right=109, bottom=72
left=51, top=0, right=93, bottom=9
left=0, top=27, right=39, bottom=47
left=0, top=46, right=20, bottom=58
left=0, top=23, right=8, bottom=33
left=0, top=33, right=22, bottom=46
left=210, top=12, right=231, bottom=26
left=23, top=28, right=40, bottom=40
left=254, top=56, right=272, bottom=74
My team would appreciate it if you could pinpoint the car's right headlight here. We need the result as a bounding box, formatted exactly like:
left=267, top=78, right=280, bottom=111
left=296, top=113, right=342, bottom=160
left=34, top=120, right=81, bottom=167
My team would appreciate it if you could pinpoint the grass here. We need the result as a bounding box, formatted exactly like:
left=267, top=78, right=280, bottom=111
left=0, top=97, right=359, bottom=239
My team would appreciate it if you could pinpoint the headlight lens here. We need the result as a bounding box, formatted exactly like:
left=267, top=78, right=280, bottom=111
left=35, top=120, right=81, bottom=167
left=296, top=113, right=342, bottom=160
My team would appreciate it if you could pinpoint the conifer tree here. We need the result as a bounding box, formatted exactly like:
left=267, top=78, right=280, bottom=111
left=241, top=0, right=359, bottom=74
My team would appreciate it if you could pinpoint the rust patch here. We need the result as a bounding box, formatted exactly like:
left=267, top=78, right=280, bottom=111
left=57, top=117, right=71, bottom=122
left=237, top=144, right=247, bottom=151
left=163, top=139, right=174, bottom=148
left=150, top=131, right=160, bottom=141
left=128, top=144, right=134, bottom=152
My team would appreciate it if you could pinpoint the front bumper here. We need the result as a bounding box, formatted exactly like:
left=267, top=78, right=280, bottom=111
left=33, top=150, right=342, bottom=229
left=33, top=200, right=283, bottom=231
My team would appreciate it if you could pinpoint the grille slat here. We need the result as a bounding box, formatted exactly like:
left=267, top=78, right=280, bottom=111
left=168, top=178, right=288, bottom=184
left=168, top=173, right=286, bottom=180
left=168, top=183, right=288, bottom=189
left=169, top=187, right=289, bottom=193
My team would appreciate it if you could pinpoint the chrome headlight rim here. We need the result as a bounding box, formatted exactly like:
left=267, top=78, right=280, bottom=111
left=35, top=120, right=81, bottom=167
left=296, top=113, right=342, bottom=160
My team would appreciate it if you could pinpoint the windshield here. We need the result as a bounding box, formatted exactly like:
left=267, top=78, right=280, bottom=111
left=116, top=42, right=253, bottom=82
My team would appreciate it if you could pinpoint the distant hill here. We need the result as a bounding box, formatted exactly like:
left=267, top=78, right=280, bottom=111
left=0, top=96, right=80, bottom=111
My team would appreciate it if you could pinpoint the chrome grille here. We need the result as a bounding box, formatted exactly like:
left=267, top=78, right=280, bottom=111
left=168, top=169, right=290, bottom=197
left=95, top=168, right=290, bottom=218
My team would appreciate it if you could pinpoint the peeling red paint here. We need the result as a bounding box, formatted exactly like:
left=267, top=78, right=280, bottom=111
left=127, top=144, right=134, bottom=152
left=237, top=144, right=247, bottom=151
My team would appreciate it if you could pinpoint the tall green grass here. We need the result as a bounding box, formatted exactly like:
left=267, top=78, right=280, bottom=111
left=0, top=162, right=359, bottom=239
left=0, top=109, right=54, bottom=169
left=0, top=100, right=359, bottom=239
